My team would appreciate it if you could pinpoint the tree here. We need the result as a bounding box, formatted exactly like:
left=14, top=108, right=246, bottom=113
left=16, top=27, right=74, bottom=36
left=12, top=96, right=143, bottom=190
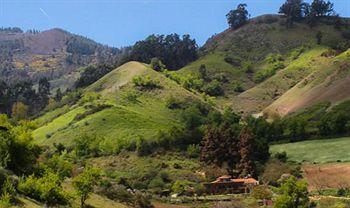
left=150, top=57, right=165, bottom=71
left=11, top=102, right=28, bottom=120
left=129, top=34, right=198, bottom=70
left=200, top=123, right=239, bottom=170
left=55, top=88, right=63, bottom=102
left=38, top=77, right=50, bottom=109
left=310, top=0, right=334, bottom=17
left=274, top=176, right=309, bottom=208
left=226, top=4, right=249, bottom=29
left=0, top=116, right=41, bottom=174
left=237, top=127, right=255, bottom=176
left=73, top=166, right=101, bottom=208
left=279, top=0, right=309, bottom=26
left=251, top=185, right=272, bottom=201
left=19, top=169, right=70, bottom=207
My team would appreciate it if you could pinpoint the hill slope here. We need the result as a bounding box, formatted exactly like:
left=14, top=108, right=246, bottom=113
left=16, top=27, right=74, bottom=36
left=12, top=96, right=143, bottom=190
left=264, top=49, right=350, bottom=116
left=33, top=61, right=204, bottom=152
left=0, top=28, right=118, bottom=90
left=178, top=15, right=350, bottom=115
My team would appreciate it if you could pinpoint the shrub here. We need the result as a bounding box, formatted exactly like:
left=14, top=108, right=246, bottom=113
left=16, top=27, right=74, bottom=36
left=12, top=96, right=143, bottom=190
left=132, top=75, right=161, bottom=90
left=44, top=154, right=73, bottom=179
left=166, top=96, right=186, bottom=110
left=233, top=82, right=244, bottom=92
left=122, top=91, right=139, bottom=103
left=78, top=92, right=101, bottom=105
left=266, top=53, right=283, bottom=63
left=98, top=184, right=134, bottom=204
left=242, top=61, right=253, bottom=73
left=213, top=73, right=228, bottom=83
left=133, top=192, right=154, bottom=208
left=203, top=80, right=224, bottom=96
left=251, top=185, right=272, bottom=200
left=0, top=177, right=16, bottom=206
left=73, top=134, right=103, bottom=157
left=171, top=180, right=195, bottom=196
left=224, top=56, right=241, bottom=66
left=186, top=144, right=200, bottom=158
left=150, top=57, right=165, bottom=71
left=253, top=61, right=285, bottom=83
left=74, top=104, right=112, bottom=121
left=18, top=170, right=70, bottom=206
left=274, top=151, right=287, bottom=163
left=290, top=47, right=306, bottom=60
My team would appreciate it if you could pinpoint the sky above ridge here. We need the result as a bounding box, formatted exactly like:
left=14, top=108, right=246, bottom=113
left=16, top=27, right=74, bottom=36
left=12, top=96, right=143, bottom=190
left=0, top=0, right=349, bottom=47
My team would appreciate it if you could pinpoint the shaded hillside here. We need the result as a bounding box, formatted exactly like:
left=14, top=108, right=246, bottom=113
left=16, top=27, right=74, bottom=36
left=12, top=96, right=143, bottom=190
left=178, top=15, right=350, bottom=114
left=0, top=28, right=120, bottom=90
left=33, top=61, right=205, bottom=152
left=265, top=49, right=350, bottom=116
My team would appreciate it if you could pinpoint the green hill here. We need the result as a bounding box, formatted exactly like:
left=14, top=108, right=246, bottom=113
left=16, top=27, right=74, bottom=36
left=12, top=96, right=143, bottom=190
left=264, top=49, right=350, bottom=116
left=33, top=61, right=204, bottom=153
left=178, top=15, right=350, bottom=115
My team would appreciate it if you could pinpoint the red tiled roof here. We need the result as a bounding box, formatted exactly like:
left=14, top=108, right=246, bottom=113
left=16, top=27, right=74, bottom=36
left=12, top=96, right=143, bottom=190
left=232, top=178, right=258, bottom=184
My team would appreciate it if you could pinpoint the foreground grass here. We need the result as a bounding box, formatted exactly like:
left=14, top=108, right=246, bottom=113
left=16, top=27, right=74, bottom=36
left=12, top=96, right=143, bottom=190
left=270, top=137, right=350, bottom=163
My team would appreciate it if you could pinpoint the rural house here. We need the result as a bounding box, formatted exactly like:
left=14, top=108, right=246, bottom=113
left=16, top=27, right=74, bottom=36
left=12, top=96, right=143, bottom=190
left=203, top=175, right=259, bottom=195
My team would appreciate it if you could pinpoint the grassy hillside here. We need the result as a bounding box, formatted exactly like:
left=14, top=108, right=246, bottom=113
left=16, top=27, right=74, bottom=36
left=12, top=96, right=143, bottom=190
left=33, top=61, right=204, bottom=151
left=270, top=137, right=350, bottom=163
left=265, top=49, right=350, bottom=116
left=178, top=15, right=350, bottom=114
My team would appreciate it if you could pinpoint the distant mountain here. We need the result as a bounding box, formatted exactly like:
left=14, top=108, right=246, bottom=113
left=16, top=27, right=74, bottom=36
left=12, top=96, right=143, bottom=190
left=0, top=28, right=121, bottom=90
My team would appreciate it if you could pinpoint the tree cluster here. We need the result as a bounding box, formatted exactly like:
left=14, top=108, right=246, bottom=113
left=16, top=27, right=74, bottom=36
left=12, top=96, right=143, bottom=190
left=200, top=109, right=270, bottom=177
left=0, top=77, right=51, bottom=118
left=75, top=64, right=113, bottom=88
left=279, top=0, right=336, bottom=27
left=127, top=34, right=198, bottom=70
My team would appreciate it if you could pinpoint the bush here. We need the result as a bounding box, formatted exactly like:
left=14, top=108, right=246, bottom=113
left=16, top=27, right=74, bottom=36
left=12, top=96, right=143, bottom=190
left=166, top=96, right=186, bottom=110
left=150, top=57, right=165, bottom=71
left=74, top=104, right=112, bottom=121
left=224, top=56, right=241, bottom=66
left=186, top=144, right=200, bottom=158
left=253, top=61, right=285, bottom=83
left=251, top=185, right=272, bottom=200
left=274, top=151, right=287, bottom=163
left=132, top=75, right=161, bottom=90
left=203, top=80, right=224, bottom=96
left=213, top=73, right=228, bottom=83
left=18, top=170, right=70, bottom=206
left=73, top=134, right=102, bottom=157
left=233, top=82, right=244, bottom=92
left=98, top=184, right=134, bottom=204
left=171, top=180, right=195, bottom=196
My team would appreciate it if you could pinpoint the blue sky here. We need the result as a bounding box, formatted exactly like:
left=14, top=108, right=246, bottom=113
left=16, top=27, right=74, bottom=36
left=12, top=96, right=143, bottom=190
left=0, top=0, right=349, bottom=47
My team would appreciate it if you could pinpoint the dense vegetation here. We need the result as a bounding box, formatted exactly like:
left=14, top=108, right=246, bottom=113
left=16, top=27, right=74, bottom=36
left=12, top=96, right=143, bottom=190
left=0, top=0, right=349, bottom=207
left=126, top=34, right=198, bottom=70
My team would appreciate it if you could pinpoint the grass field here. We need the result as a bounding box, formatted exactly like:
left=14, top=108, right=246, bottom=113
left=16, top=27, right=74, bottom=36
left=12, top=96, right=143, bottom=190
left=270, top=137, right=350, bottom=163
